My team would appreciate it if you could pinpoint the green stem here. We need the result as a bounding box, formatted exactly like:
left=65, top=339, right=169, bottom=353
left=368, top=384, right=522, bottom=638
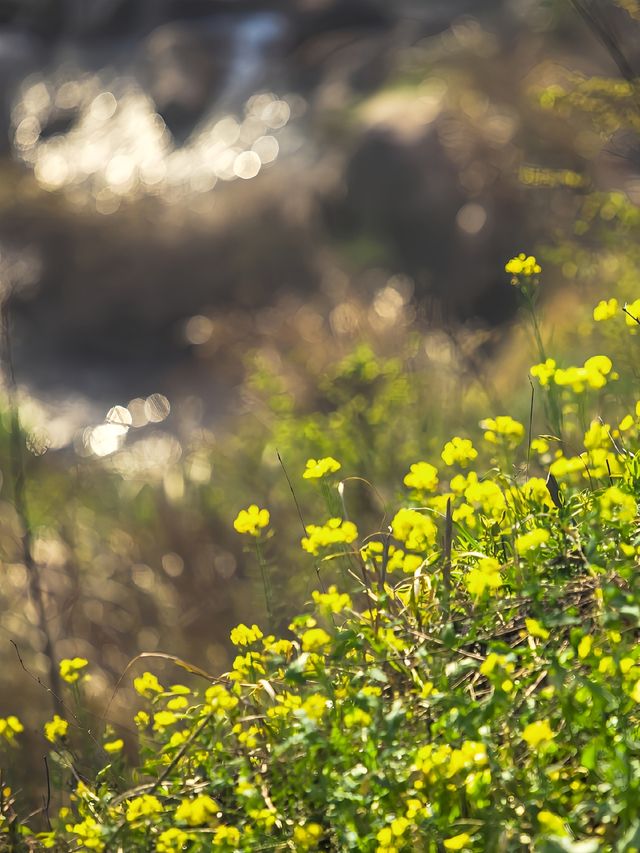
left=254, top=538, right=274, bottom=627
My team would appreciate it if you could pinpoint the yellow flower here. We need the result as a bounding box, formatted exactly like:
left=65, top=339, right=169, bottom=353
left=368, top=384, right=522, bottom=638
left=441, top=437, right=478, bottom=468
left=312, top=585, right=352, bottom=613
left=538, top=810, right=569, bottom=837
left=59, top=657, right=89, bottom=684
left=303, top=457, right=341, bottom=479
left=465, top=479, right=506, bottom=520
left=444, top=832, right=473, bottom=850
left=515, top=528, right=550, bottom=554
left=133, top=671, right=163, bottom=697
left=578, top=635, right=593, bottom=659
left=522, top=719, right=554, bottom=749
left=522, top=477, right=554, bottom=509
left=301, top=627, right=332, bottom=652
left=404, top=461, right=439, bottom=491
left=599, top=486, right=636, bottom=523
left=530, top=358, right=557, bottom=386
left=391, top=508, right=437, bottom=552
left=293, top=822, right=323, bottom=850
left=157, top=827, right=190, bottom=853
left=593, top=298, right=618, bottom=321
left=44, top=715, right=68, bottom=743
left=0, top=716, right=23, bottom=743
left=103, top=738, right=124, bottom=754
left=465, top=557, right=503, bottom=598
left=302, top=518, right=358, bottom=555
left=583, top=420, right=611, bottom=450
left=230, top=623, right=263, bottom=646
left=505, top=252, right=542, bottom=277
left=625, top=298, right=640, bottom=330
left=213, top=826, right=241, bottom=845
left=526, top=618, right=550, bottom=640
left=233, top=504, right=270, bottom=536
left=67, top=817, right=105, bottom=852
left=153, top=711, right=178, bottom=731
left=125, top=794, right=163, bottom=823
left=480, top=415, right=525, bottom=447
left=204, top=684, right=239, bottom=713
left=175, top=794, right=219, bottom=826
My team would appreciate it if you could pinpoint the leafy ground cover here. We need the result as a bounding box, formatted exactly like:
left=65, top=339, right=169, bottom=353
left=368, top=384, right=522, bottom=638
left=2, top=257, right=640, bottom=851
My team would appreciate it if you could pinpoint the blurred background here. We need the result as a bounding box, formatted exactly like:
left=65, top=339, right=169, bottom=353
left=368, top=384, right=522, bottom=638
left=0, top=0, right=639, bottom=801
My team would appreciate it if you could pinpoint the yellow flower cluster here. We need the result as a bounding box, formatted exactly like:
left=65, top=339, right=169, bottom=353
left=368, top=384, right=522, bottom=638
left=133, top=671, right=163, bottom=697
left=175, top=794, right=219, bottom=826
left=300, top=627, right=332, bottom=652
left=593, top=297, right=618, bottom=321
left=465, top=557, right=503, bottom=598
left=599, top=485, right=636, bottom=523
left=376, top=816, right=411, bottom=853
left=403, top=461, right=439, bottom=491
left=538, top=810, right=568, bottom=838
left=157, top=827, right=190, bottom=853
left=302, top=456, right=341, bottom=479
left=441, top=436, right=478, bottom=467
left=463, top=477, right=506, bottom=520
left=360, top=541, right=424, bottom=575
left=213, top=825, right=241, bottom=846
left=526, top=618, right=550, bottom=640
left=521, top=719, right=554, bottom=750
left=233, top=504, right=270, bottom=536
left=531, top=355, right=614, bottom=392
left=625, top=298, right=640, bottom=332
left=505, top=253, right=542, bottom=277
left=66, top=817, right=105, bottom=852
left=522, top=477, right=554, bottom=509
left=312, top=585, right=352, bottom=613
left=415, top=739, right=488, bottom=784
left=515, top=527, right=550, bottom=554
left=293, top=822, right=323, bottom=850
left=391, top=508, right=437, bottom=552
left=230, top=623, right=263, bottom=646
left=301, top=518, right=358, bottom=555
left=125, top=794, right=163, bottom=823
left=0, top=716, right=23, bottom=743
left=444, top=832, right=473, bottom=851
left=44, top=715, right=68, bottom=743
left=553, top=355, right=613, bottom=392
left=205, top=684, right=239, bottom=714
left=59, top=657, right=89, bottom=684
left=530, top=358, right=557, bottom=386
left=480, top=415, right=525, bottom=447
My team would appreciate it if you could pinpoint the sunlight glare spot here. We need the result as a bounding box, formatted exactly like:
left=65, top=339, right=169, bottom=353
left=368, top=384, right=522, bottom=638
left=90, top=91, right=117, bottom=121
left=127, top=398, right=149, bottom=428
left=145, top=394, right=171, bottom=423
left=185, top=315, right=213, bottom=345
left=252, top=135, right=279, bottom=164
left=456, top=203, right=487, bottom=235
left=106, top=405, right=133, bottom=427
left=212, top=116, right=241, bottom=146
left=88, top=423, right=128, bottom=457
left=234, top=150, right=261, bottom=180
left=260, top=99, right=290, bottom=129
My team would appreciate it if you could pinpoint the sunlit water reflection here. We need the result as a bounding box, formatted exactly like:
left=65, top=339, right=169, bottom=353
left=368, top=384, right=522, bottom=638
left=10, top=12, right=302, bottom=209
left=13, top=73, right=299, bottom=209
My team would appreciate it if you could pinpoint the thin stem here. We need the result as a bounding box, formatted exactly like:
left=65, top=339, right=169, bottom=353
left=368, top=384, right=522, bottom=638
left=254, top=538, right=274, bottom=628
left=1, top=302, right=63, bottom=716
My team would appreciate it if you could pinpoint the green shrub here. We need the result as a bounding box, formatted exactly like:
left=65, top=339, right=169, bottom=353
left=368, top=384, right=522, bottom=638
left=3, top=258, right=640, bottom=851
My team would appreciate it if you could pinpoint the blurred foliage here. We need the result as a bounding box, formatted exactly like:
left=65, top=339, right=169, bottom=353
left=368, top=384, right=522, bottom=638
left=2, top=0, right=640, bottom=842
